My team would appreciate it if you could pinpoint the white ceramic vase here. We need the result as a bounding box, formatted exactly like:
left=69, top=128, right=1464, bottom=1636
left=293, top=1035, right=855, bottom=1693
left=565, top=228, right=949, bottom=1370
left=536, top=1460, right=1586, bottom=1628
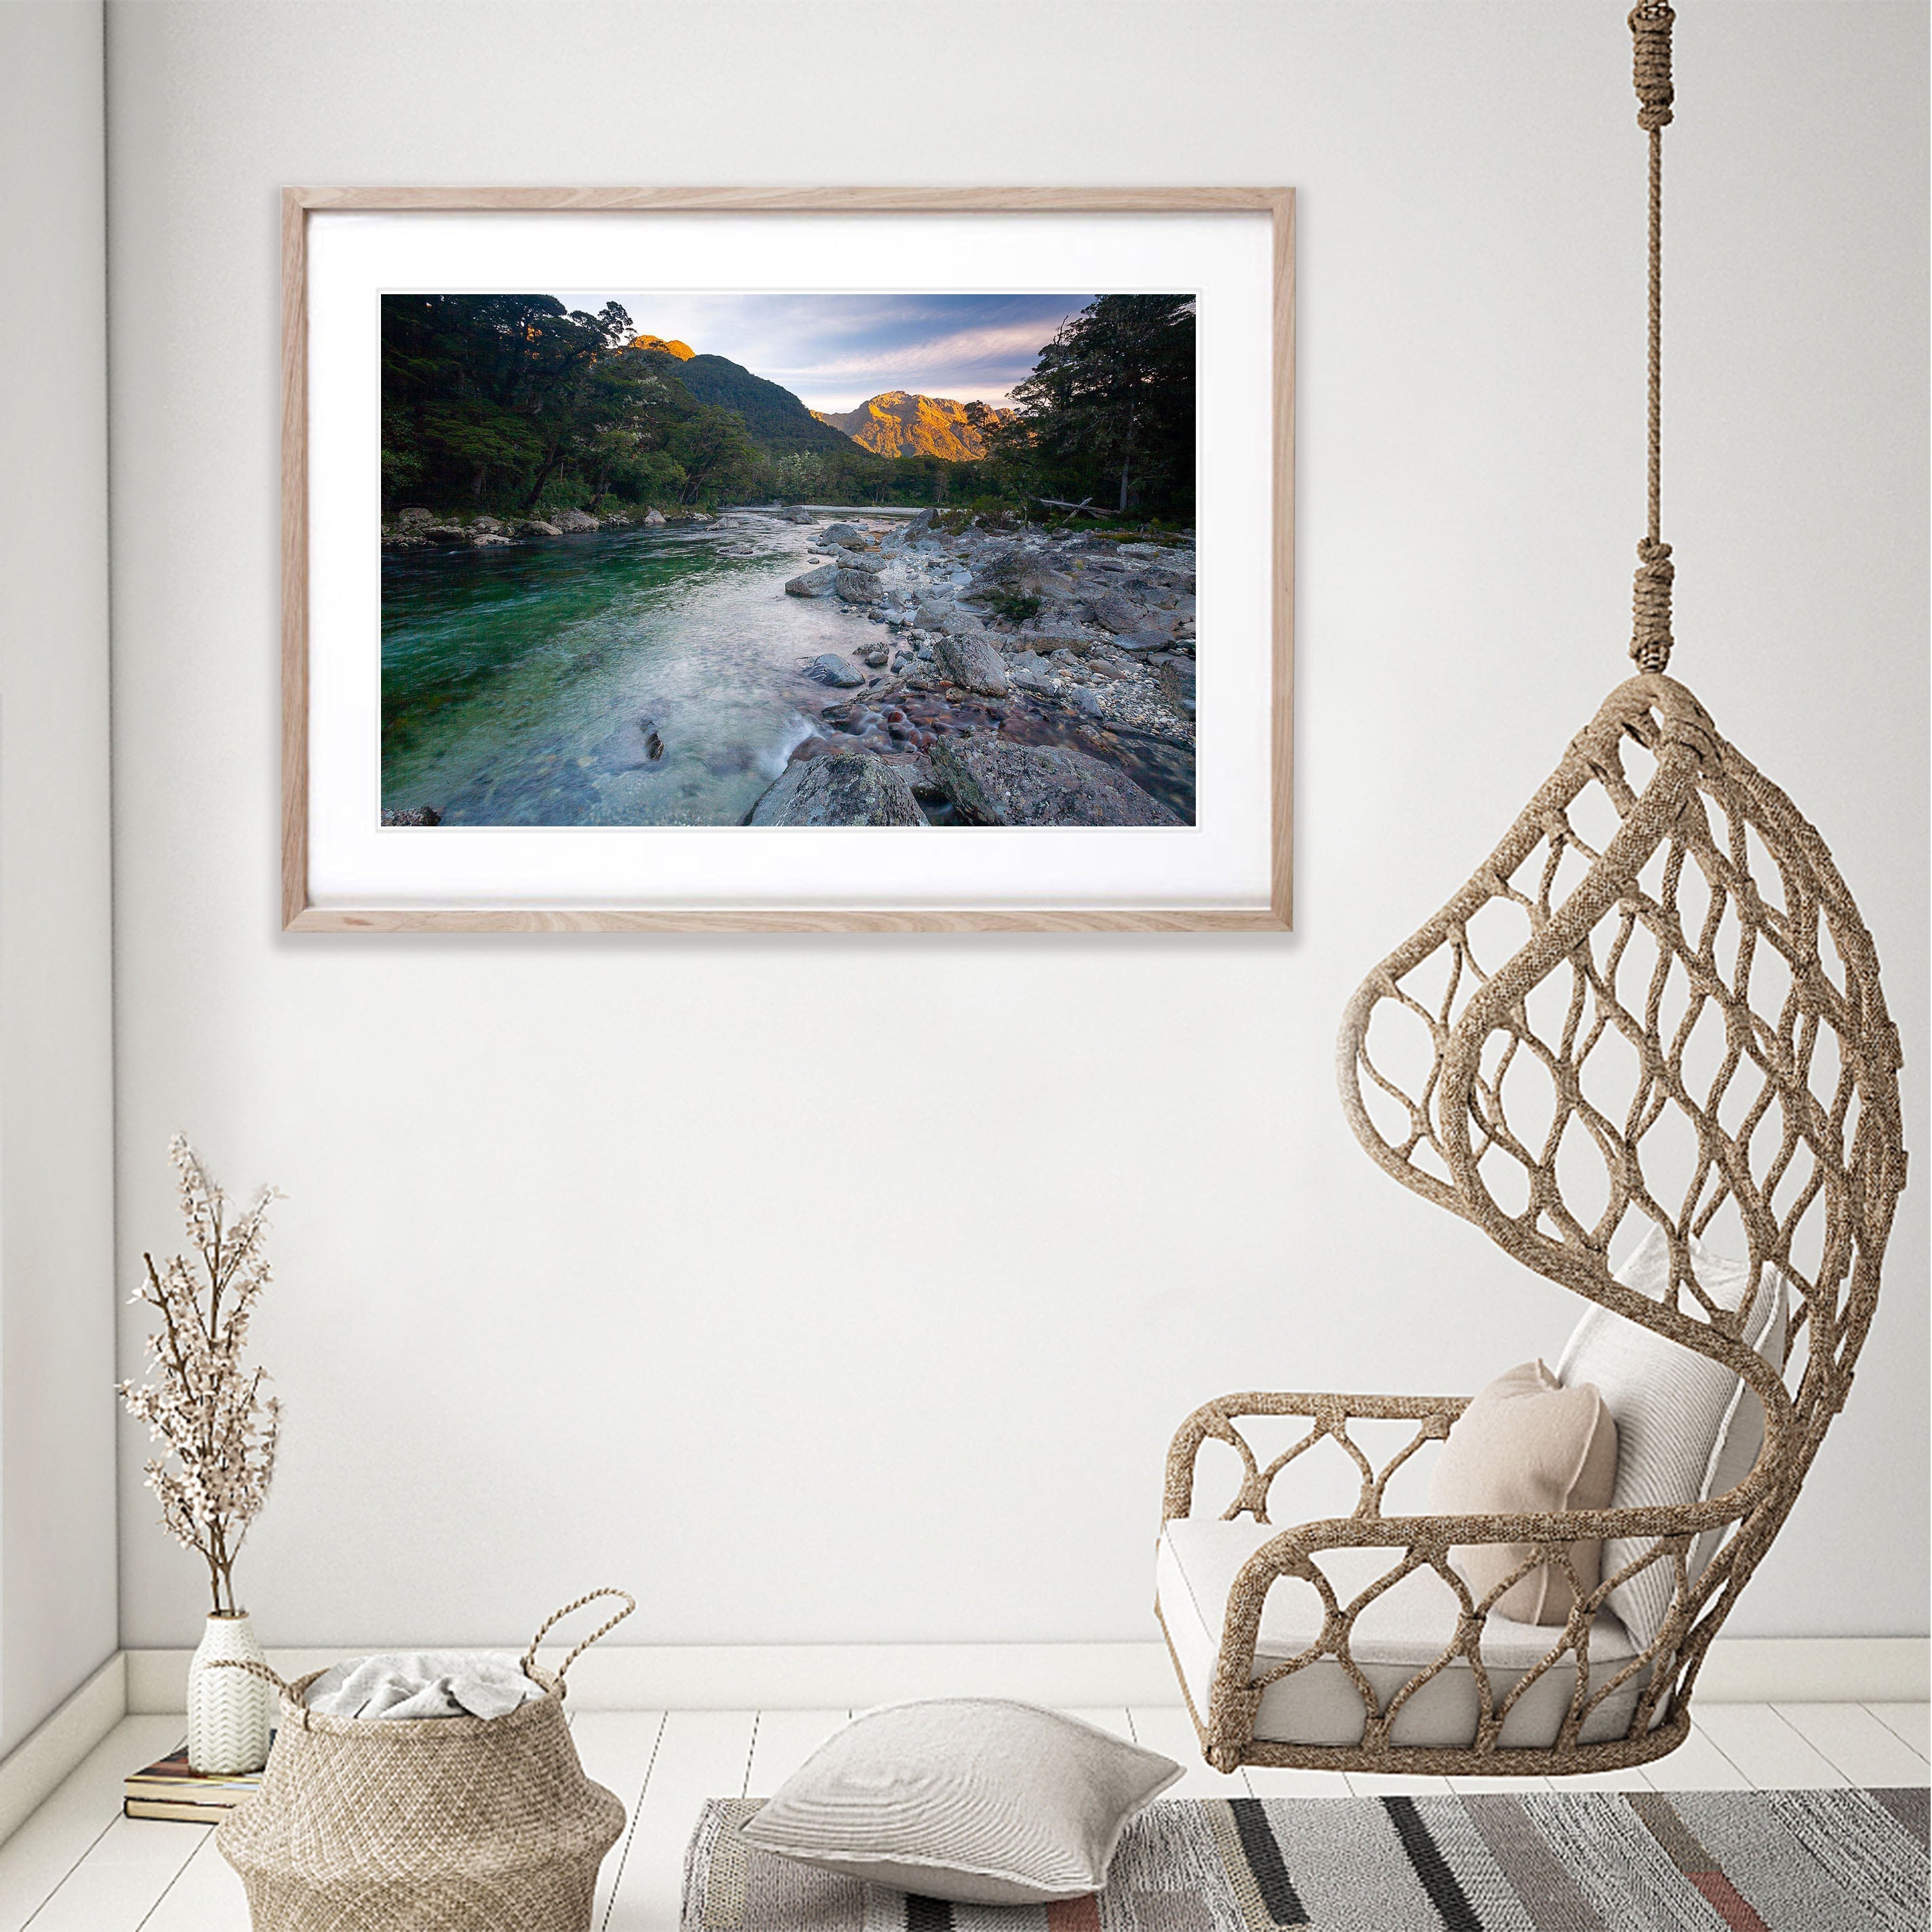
left=186, top=1611, right=274, bottom=1775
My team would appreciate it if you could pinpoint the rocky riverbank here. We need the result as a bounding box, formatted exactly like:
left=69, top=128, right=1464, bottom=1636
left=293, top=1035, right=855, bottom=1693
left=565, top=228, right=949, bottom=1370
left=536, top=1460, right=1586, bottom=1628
left=752, top=506, right=1197, bottom=825
left=379, top=502, right=795, bottom=548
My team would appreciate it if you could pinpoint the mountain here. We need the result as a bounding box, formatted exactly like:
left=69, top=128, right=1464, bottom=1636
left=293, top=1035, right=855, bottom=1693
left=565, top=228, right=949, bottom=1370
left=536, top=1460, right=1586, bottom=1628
left=626, top=346, right=858, bottom=458
left=629, top=334, right=694, bottom=360
left=812, top=392, right=1015, bottom=461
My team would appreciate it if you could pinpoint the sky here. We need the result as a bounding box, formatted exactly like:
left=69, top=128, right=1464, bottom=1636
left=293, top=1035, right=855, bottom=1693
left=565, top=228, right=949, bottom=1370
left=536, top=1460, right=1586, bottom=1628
left=549, top=291, right=1094, bottom=411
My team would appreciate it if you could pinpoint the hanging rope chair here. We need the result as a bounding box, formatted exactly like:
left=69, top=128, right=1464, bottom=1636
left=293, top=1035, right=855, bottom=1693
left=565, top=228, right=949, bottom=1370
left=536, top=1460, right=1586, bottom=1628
left=1156, top=3, right=1906, bottom=1777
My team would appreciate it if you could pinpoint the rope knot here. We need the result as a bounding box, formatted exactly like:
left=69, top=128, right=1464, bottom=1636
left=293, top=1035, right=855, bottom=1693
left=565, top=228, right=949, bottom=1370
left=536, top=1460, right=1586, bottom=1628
left=1630, top=538, right=1674, bottom=672
left=1630, top=1, right=1675, bottom=131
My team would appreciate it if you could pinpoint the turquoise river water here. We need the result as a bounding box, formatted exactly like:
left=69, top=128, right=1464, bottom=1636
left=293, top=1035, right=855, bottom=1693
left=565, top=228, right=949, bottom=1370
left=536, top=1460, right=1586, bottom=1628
left=381, top=521, right=866, bottom=827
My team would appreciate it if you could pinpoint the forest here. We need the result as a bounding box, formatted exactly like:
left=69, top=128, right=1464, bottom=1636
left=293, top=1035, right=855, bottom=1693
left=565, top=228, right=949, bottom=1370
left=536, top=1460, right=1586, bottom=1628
left=380, top=291, right=1195, bottom=521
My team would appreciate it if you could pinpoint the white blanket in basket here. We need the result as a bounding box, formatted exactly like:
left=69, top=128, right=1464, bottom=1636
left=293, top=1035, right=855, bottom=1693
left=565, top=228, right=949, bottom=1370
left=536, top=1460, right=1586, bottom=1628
left=304, top=1652, right=546, bottom=1721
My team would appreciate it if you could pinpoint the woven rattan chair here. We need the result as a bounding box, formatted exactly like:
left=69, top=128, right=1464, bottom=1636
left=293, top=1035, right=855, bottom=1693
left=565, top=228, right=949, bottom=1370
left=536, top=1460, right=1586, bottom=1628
left=1156, top=675, right=1906, bottom=1777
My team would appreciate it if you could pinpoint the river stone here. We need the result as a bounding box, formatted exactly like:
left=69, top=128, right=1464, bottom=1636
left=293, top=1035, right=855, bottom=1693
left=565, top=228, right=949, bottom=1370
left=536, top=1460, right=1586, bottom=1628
left=552, top=508, right=600, bottom=533
left=929, top=735, right=1180, bottom=827
left=525, top=519, right=563, bottom=536
left=396, top=508, right=432, bottom=527
left=835, top=569, right=885, bottom=605
left=786, top=563, right=839, bottom=597
left=472, top=532, right=514, bottom=546
left=642, top=507, right=666, bottom=525
left=746, top=751, right=924, bottom=826
left=808, top=653, right=865, bottom=687
left=820, top=522, right=864, bottom=544
left=380, top=805, right=442, bottom=826
left=907, top=506, right=938, bottom=533
left=935, top=632, right=1011, bottom=697
left=832, top=548, right=884, bottom=573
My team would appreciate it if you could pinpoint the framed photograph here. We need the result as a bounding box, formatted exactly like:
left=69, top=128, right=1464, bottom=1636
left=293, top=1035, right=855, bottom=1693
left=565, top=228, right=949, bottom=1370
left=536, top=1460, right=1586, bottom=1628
left=282, top=188, right=1293, bottom=931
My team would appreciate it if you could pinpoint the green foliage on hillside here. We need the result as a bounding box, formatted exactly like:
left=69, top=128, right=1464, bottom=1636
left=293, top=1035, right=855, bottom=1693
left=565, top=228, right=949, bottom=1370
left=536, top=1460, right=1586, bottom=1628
left=381, top=296, right=995, bottom=516
left=982, top=294, right=1196, bottom=519
left=628, top=349, right=856, bottom=459
left=383, top=295, right=765, bottom=512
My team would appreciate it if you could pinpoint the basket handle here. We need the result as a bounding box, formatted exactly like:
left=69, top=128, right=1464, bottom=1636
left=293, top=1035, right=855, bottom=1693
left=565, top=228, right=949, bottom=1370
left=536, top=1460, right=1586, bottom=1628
left=205, top=1657, right=297, bottom=1698
left=521, top=1588, right=635, bottom=1692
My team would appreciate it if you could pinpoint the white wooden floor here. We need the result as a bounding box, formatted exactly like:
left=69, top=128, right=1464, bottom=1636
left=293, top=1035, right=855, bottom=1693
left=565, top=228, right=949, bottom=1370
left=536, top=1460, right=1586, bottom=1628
left=0, top=1702, right=1923, bottom=1931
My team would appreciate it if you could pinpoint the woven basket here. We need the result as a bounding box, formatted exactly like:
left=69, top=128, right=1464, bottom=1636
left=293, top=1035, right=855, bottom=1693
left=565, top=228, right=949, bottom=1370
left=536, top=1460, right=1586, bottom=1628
left=214, top=1590, right=632, bottom=1932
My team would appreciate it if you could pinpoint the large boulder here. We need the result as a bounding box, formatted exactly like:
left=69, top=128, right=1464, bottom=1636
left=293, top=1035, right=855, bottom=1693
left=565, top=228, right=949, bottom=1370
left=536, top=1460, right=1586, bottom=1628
left=642, top=507, right=666, bottom=525
left=972, top=553, right=1074, bottom=599
left=934, top=631, right=1011, bottom=696
left=1154, top=657, right=1197, bottom=710
left=807, top=653, right=865, bottom=687
left=835, top=568, right=885, bottom=605
left=786, top=563, right=839, bottom=597
left=831, top=548, right=884, bottom=573
left=1085, top=590, right=1146, bottom=635
left=395, top=508, right=432, bottom=527
left=781, top=506, right=818, bottom=524
left=913, top=602, right=978, bottom=635
left=929, top=735, right=1180, bottom=826
left=525, top=519, right=563, bottom=537
left=552, top=508, right=601, bottom=533
left=820, top=522, right=864, bottom=545
left=746, top=751, right=924, bottom=826
left=906, top=506, right=938, bottom=534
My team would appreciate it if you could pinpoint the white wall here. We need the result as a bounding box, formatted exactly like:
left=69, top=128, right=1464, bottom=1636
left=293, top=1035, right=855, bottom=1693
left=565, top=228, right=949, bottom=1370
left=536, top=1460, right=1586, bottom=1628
left=107, top=1, right=1927, bottom=1654
left=0, top=2, right=119, bottom=1750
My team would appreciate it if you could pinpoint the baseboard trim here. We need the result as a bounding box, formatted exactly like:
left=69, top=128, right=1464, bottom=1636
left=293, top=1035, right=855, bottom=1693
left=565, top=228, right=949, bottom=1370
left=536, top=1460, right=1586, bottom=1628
left=123, top=1634, right=1928, bottom=1716
left=0, top=1654, right=127, bottom=1844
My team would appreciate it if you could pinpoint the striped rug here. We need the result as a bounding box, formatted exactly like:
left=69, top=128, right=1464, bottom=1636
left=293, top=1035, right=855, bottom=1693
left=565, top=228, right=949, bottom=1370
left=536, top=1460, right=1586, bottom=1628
left=681, top=1788, right=1928, bottom=1931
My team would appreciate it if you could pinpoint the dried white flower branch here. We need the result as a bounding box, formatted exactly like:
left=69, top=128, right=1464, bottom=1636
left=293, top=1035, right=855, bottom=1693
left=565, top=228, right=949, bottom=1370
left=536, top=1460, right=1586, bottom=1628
left=119, top=1135, right=283, bottom=1617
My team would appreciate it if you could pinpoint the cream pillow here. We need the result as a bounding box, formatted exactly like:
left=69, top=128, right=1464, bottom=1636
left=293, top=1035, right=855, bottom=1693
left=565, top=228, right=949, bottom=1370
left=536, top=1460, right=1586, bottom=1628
left=737, top=1699, right=1180, bottom=1905
left=1427, top=1359, right=1619, bottom=1624
left=1556, top=1224, right=1789, bottom=1649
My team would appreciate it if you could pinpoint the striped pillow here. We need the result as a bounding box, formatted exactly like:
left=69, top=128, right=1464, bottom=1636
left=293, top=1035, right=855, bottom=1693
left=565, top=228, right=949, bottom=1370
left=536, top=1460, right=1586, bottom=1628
left=1557, top=1225, right=1789, bottom=1649
left=738, top=1700, right=1182, bottom=1906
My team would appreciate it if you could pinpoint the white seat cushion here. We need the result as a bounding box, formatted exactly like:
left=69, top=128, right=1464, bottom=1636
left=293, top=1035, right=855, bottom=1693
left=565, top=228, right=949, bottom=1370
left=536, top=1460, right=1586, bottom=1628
left=1156, top=1516, right=1647, bottom=1751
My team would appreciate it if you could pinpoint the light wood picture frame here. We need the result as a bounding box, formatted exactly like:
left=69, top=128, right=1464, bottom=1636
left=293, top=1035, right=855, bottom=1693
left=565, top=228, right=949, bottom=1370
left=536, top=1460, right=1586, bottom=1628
left=282, top=187, right=1293, bottom=932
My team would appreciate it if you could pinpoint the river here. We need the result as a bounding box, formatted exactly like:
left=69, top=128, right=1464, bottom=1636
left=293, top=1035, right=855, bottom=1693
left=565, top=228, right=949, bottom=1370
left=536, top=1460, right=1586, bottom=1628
left=381, top=519, right=867, bottom=827
left=382, top=515, right=1196, bottom=827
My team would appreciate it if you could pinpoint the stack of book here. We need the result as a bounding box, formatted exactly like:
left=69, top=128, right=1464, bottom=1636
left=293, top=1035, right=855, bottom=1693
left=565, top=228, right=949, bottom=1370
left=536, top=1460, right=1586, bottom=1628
left=123, top=1744, right=267, bottom=1824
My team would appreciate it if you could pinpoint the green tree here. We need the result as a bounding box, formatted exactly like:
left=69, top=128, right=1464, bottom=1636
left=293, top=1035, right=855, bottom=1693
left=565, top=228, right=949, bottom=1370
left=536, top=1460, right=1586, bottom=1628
left=666, top=403, right=761, bottom=505
left=995, top=295, right=1195, bottom=517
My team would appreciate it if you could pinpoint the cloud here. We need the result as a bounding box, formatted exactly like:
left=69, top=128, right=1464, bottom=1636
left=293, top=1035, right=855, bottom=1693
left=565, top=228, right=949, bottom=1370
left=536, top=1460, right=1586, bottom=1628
left=546, top=289, right=1091, bottom=410
left=765, top=318, right=1063, bottom=384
